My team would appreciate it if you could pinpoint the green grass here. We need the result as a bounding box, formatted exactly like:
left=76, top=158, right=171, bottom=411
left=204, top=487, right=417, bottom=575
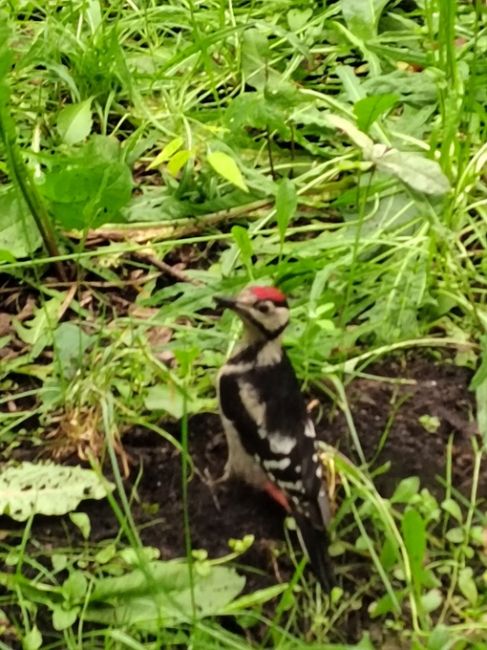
left=0, top=0, right=487, bottom=647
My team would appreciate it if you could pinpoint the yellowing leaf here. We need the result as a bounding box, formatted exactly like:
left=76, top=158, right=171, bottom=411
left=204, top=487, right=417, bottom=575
left=207, top=151, right=248, bottom=192
left=166, top=149, right=192, bottom=175
left=148, top=137, right=184, bottom=169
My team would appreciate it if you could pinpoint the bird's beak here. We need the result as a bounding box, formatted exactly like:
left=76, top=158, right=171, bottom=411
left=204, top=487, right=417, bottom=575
left=214, top=295, right=239, bottom=311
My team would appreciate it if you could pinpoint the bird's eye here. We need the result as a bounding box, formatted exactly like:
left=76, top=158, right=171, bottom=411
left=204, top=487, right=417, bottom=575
left=257, top=302, right=271, bottom=313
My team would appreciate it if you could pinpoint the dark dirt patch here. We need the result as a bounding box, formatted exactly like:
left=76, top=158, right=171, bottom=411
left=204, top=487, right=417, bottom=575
left=326, top=355, right=481, bottom=499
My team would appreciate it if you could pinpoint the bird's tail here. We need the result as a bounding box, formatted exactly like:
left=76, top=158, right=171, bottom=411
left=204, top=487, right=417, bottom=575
left=294, top=512, right=335, bottom=592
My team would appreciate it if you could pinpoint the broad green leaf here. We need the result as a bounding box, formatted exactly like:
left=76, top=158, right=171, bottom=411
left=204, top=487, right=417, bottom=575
left=144, top=384, right=203, bottom=418
left=287, top=8, right=312, bottom=31
left=85, top=561, right=245, bottom=629
left=0, top=187, right=42, bottom=259
left=401, top=507, right=426, bottom=580
left=421, top=588, right=443, bottom=613
left=57, top=99, right=93, bottom=145
left=231, top=225, right=253, bottom=268
left=0, top=462, right=114, bottom=521
left=144, top=384, right=185, bottom=418
left=23, top=626, right=43, bottom=650
left=445, top=527, right=464, bottom=544
left=379, top=537, right=398, bottom=570
left=147, top=137, right=184, bottom=169
left=95, top=544, right=117, bottom=564
left=353, top=93, right=398, bottom=132
left=86, top=0, right=102, bottom=33
left=441, top=498, right=462, bottom=523
left=62, top=571, right=88, bottom=603
left=427, top=625, right=453, bottom=650
left=337, top=64, right=366, bottom=103
left=372, top=144, right=450, bottom=195
left=458, top=567, right=478, bottom=605
left=342, top=0, right=390, bottom=41
left=275, top=178, right=297, bottom=245
left=69, top=512, right=91, bottom=540
left=370, top=145, right=451, bottom=195
left=0, top=249, right=15, bottom=262
left=390, top=476, right=420, bottom=504
left=52, top=606, right=78, bottom=631
left=39, top=135, right=133, bottom=229
left=54, top=322, right=93, bottom=377
left=51, top=554, right=68, bottom=572
left=241, top=28, right=271, bottom=91
left=363, top=69, right=438, bottom=106
left=207, top=151, right=248, bottom=192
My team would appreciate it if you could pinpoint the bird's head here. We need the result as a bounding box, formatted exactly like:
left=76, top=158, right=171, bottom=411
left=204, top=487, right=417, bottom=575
left=215, top=285, right=290, bottom=341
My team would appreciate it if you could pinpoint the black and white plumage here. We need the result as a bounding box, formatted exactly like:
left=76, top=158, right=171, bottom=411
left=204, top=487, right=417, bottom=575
left=215, top=285, right=334, bottom=591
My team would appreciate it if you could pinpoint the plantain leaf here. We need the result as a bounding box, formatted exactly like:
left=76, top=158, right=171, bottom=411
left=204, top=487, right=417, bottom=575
left=85, top=561, right=245, bottom=629
left=0, top=462, right=113, bottom=521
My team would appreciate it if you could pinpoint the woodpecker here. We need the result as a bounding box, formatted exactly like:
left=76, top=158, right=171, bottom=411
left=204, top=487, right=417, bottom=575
left=215, top=285, right=334, bottom=591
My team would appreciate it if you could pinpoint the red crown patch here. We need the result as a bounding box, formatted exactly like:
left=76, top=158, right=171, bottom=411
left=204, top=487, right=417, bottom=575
left=249, top=286, right=287, bottom=304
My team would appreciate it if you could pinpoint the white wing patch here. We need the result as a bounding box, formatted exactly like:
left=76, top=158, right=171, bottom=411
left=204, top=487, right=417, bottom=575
left=268, top=432, right=296, bottom=455
left=278, top=478, right=305, bottom=493
left=263, top=457, right=291, bottom=471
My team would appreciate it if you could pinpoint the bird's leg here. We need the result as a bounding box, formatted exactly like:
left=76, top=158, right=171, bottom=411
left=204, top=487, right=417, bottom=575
left=197, top=466, right=225, bottom=512
left=200, top=454, right=233, bottom=513
left=200, top=429, right=233, bottom=489
left=203, top=460, right=231, bottom=486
